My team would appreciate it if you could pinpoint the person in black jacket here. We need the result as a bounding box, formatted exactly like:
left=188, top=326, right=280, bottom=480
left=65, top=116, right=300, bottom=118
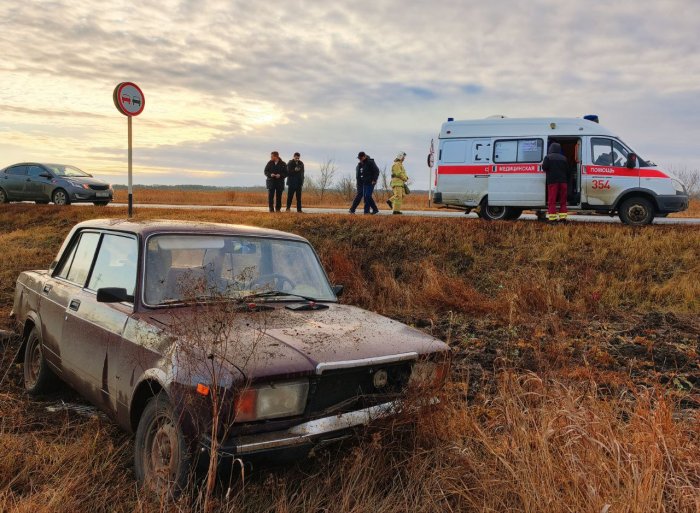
left=264, top=151, right=288, bottom=212
left=285, top=152, right=304, bottom=212
left=542, top=142, right=569, bottom=221
left=348, top=151, right=380, bottom=214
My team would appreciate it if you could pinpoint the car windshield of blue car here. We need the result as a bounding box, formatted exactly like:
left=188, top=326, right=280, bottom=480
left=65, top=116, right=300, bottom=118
left=144, top=235, right=336, bottom=306
left=46, top=164, right=91, bottom=177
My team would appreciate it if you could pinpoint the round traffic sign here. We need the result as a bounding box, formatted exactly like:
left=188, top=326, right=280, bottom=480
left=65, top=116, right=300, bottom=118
left=113, top=82, right=145, bottom=116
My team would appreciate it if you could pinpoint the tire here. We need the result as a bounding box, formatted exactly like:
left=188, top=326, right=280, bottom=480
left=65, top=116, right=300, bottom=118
left=0, top=188, right=8, bottom=204
left=134, top=393, right=192, bottom=496
left=504, top=208, right=523, bottom=220
left=619, top=196, right=655, bottom=226
left=93, top=201, right=109, bottom=206
left=479, top=198, right=510, bottom=221
left=52, top=189, right=70, bottom=206
left=23, top=327, right=59, bottom=395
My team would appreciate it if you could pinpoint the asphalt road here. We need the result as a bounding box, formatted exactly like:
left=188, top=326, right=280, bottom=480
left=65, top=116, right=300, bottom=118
left=104, top=202, right=700, bottom=225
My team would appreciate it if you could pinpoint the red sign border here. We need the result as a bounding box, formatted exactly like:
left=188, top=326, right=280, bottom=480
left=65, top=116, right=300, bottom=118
left=113, top=82, right=145, bottom=117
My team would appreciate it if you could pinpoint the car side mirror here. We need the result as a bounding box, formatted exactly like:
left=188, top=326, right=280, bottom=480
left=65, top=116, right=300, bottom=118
left=39, top=172, right=52, bottom=179
left=332, top=284, right=344, bottom=297
left=626, top=153, right=637, bottom=169
left=97, top=287, right=133, bottom=303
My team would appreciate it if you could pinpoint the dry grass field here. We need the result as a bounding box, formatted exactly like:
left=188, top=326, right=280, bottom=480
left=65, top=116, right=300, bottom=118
left=0, top=204, right=698, bottom=512
left=113, top=187, right=700, bottom=217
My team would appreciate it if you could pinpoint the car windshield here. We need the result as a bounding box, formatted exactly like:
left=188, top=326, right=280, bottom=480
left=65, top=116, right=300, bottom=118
left=144, top=235, right=336, bottom=306
left=45, top=164, right=91, bottom=177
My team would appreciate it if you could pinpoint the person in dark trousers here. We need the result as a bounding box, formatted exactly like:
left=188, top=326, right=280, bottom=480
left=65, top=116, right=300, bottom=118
left=286, top=152, right=305, bottom=212
left=264, top=151, right=287, bottom=212
left=348, top=151, right=380, bottom=214
left=542, top=142, right=569, bottom=221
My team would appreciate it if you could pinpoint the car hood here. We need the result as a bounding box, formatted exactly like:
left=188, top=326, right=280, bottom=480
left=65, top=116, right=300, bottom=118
left=142, top=303, right=448, bottom=382
left=60, top=176, right=109, bottom=186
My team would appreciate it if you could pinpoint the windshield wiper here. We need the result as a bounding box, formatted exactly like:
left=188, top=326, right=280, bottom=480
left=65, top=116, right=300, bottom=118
left=243, top=290, right=320, bottom=302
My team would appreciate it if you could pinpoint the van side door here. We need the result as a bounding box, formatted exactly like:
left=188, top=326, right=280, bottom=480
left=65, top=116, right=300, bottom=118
left=583, top=138, right=639, bottom=206
left=489, top=138, right=545, bottom=206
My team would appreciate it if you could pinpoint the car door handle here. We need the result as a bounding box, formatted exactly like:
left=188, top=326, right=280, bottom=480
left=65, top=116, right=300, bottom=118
left=69, top=299, right=81, bottom=311
left=43, top=284, right=53, bottom=294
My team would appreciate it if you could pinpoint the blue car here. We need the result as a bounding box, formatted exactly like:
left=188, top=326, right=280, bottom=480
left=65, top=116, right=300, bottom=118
left=0, top=163, right=113, bottom=206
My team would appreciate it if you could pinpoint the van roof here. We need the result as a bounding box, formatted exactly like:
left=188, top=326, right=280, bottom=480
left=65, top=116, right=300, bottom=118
left=439, top=117, right=618, bottom=139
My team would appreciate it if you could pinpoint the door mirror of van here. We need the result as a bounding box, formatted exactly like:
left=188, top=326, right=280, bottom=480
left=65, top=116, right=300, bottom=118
left=625, top=153, right=637, bottom=169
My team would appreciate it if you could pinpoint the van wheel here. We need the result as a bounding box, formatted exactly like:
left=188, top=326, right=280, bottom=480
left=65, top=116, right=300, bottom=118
left=134, top=393, right=192, bottom=496
left=479, top=199, right=509, bottom=221
left=504, top=208, right=523, bottom=220
left=23, top=328, right=59, bottom=395
left=619, top=197, right=655, bottom=226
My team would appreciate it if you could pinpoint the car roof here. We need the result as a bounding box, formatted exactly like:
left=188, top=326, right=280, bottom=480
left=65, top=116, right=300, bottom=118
left=71, top=218, right=309, bottom=241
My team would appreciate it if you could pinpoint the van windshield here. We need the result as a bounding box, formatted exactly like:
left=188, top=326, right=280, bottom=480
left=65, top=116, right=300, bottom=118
left=144, top=235, right=336, bottom=305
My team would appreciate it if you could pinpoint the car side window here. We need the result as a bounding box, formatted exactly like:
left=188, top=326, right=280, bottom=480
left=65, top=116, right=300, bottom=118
left=59, top=232, right=100, bottom=286
left=87, top=234, right=138, bottom=297
left=28, top=166, right=46, bottom=178
left=6, top=166, right=27, bottom=176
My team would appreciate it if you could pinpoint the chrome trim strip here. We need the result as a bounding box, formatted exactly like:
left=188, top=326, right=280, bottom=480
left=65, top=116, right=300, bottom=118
left=315, top=352, right=418, bottom=375
left=234, top=400, right=400, bottom=454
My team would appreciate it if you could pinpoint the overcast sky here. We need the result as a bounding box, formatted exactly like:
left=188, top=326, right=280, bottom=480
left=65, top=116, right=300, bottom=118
left=1, top=0, right=699, bottom=188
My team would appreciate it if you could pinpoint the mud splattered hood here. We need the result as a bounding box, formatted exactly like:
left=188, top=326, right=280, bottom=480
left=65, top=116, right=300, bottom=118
left=141, top=303, right=448, bottom=381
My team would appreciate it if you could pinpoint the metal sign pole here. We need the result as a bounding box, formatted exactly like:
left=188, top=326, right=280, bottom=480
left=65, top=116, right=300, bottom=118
left=427, top=138, right=435, bottom=208
left=128, top=115, right=133, bottom=217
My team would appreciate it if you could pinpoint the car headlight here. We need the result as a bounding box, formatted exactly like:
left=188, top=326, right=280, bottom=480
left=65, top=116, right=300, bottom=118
left=409, top=360, right=449, bottom=389
left=234, top=380, right=309, bottom=422
left=672, top=180, right=686, bottom=194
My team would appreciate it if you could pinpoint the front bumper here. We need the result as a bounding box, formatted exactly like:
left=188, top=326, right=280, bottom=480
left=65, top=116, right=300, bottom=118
left=656, top=193, right=689, bottom=213
left=69, top=189, right=113, bottom=203
left=206, top=399, right=402, bottom=459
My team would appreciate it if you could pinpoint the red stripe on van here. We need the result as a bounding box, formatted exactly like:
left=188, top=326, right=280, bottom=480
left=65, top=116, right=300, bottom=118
left=585, top=166, right=669, bottom=178
left=437, top=165, right=491, bottom=175
left=493, top=164, right=539, bottom=174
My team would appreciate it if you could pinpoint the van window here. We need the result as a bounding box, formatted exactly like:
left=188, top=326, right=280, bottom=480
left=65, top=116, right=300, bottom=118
left=441, top=140, right=468, bottom=163
left=494, top=139, right=543, bottom=163
left=591, top=138, right=629, bottom=167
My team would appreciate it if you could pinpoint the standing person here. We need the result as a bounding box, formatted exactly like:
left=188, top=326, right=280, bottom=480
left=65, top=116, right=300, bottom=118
left=348, top=151, right=379, bottom=214
left=542, top=142, right=569, bottom=221
left=285, top=152, right=305, bottom=212
left=264, top=151, right=287, bottom=212
left=387, top=151, right=409, bottom=215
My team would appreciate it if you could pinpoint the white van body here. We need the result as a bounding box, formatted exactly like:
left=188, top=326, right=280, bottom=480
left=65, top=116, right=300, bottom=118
left=432, top=117, right=689, bottom=225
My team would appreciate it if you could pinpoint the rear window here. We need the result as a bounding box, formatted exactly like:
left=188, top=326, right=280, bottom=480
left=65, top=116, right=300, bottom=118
left=441, top=140, right=468, bottom=163
left=494, top=139, right=543, bottom=163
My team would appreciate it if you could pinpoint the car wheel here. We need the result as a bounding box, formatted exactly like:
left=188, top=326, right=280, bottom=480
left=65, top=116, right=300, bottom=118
left=52, top=189, right=70, bottom=206
left=0, top=188, right=8, bottom=204
left=619, top=196, right=655, bottom=226
left=93, top=202, right=109, bottom=206
left=134, top=393, right=192, bottom=495
left=23, top=327, right=59, bottom=395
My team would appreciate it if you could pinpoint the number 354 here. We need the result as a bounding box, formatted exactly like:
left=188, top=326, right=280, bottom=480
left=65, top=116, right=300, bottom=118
left=592, top=179, right=611, bottom=190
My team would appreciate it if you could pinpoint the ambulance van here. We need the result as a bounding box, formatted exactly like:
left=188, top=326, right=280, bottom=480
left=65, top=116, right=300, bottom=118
left=432, top=116, right=689, bottom=225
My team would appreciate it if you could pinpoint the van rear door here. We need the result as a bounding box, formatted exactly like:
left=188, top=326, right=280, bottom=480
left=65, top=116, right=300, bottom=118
left=488, top=138, right=545, bottom=206
left=436, top=138, right=490, bottom=206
